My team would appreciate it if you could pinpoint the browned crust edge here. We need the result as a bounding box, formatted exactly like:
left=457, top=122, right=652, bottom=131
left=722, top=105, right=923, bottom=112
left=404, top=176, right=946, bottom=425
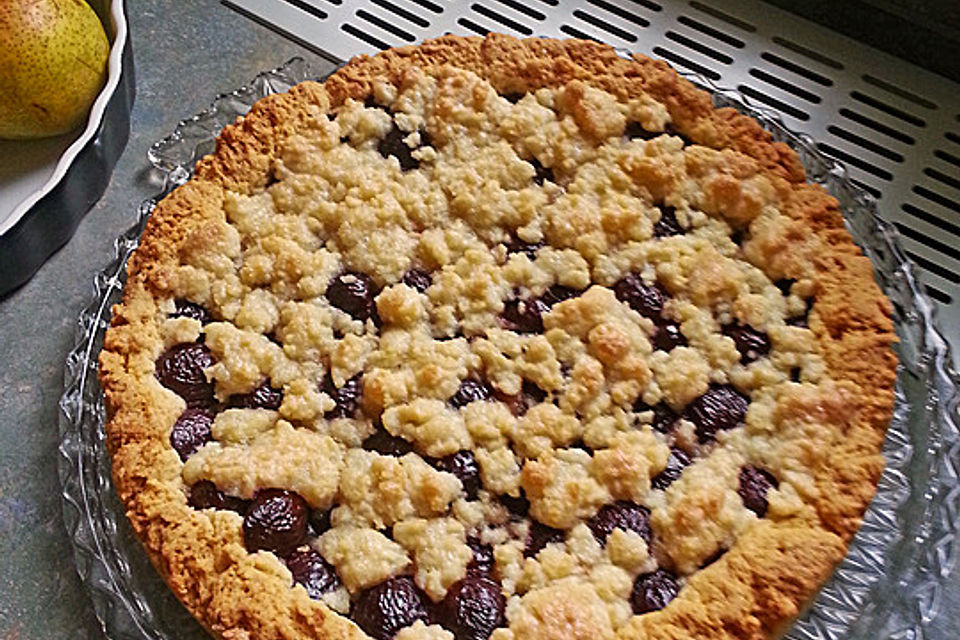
left=98, top=33, right=897, bottom=640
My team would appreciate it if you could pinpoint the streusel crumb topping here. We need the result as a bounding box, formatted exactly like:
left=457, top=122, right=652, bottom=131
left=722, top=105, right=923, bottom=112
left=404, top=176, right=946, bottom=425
left=101, top=34, right=896, bottom=640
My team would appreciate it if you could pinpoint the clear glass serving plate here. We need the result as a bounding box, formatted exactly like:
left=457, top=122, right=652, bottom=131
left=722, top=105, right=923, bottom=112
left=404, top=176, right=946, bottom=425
left=59, top=56, right=960, bottom=640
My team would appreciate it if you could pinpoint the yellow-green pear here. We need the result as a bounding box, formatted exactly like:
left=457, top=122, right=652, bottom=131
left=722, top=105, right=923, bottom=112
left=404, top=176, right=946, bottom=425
left=0, top=0, right=110, bottom=139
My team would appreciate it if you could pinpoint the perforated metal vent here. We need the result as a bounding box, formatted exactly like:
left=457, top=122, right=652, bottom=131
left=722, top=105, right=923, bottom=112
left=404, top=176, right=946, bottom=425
left=225, top=0, right=960, bottom=352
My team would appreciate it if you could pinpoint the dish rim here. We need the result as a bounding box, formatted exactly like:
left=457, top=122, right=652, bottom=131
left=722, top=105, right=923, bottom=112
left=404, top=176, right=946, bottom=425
left=0, top=0, right=130, bottom=236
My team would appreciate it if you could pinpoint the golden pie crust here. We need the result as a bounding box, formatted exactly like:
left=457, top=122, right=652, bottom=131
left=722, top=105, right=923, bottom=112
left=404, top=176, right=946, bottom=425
left=99, top=34, right=897, bottom=640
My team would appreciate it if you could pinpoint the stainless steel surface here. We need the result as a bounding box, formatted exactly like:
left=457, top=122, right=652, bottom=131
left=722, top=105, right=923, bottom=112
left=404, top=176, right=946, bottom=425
left=223, top=0, right=960, bottom=367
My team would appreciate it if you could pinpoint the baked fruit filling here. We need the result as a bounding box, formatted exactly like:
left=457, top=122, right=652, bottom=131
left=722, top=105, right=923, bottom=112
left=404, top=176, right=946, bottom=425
left=134, top=57, right=886, bottom=640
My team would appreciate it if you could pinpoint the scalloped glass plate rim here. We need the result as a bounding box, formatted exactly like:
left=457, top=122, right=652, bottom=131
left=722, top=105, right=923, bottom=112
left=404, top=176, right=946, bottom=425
left=58, top=54, right=960, bottom=640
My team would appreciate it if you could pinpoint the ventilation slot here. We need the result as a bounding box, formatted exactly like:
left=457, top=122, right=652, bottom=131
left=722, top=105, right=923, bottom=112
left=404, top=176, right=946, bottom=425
left=862, top=75, right=937, bottom=110
left=770, top=36, right=842, bottom=69
left=585, top=0, right=654, bottom=27
left=665, top=31, right=732, bottom=63
left=492, top=0, right=546, bottom=21
left=935, top=150, right=960, bottom=170
left=356, top=9, right=415, bottom=41
left=851, top=91, right=926, bottom=127
left=624, top=0, right=661, bottom=11
left=894, top=222, right=960, bottom=266
left=559, top=24, right=600, bottom=42
left=748, top=68, right=821, bottom=103
left=851, top=179, right=882, bottom=199
left=471, top=4, right=533, bottom=35
left=922, top=284, right=953, bottom=304
left=839, top=108, right=915, bottom=145
left=318, top=0, right=341, bottom=5
left=737, top=84, right=809, bottom=121
left=688, top=1, right=755, bottom=32
left=826, top=126, right=904, bottom=162
left=902, top=203, right=960, bottom=241
left=924, top=168, right=960, bottom=193
left=652, top=46, right=721, bottom=80
left=905, top=251, right=960, bottom=288
left=760, top=52, right=832, bottom=86
left=573, top=9, right=640, bottom=40
left=947, top=132, right=960, bottom=146
left=817, top=143, right=893, bottom=180
left=894, top=222, right=960, bottom=264
left=458, top=17, right=495, bottom=36
left=914, top=185, right=960, bottom=214
left=369, top=0, right=430, bottom=27
left=280, top=0, right=327, bottom=20
left=341, top=22, right=390, bottom=49
left=405, top=0, right=441, bottom=12
left=676, top=15, right=743, bottom=48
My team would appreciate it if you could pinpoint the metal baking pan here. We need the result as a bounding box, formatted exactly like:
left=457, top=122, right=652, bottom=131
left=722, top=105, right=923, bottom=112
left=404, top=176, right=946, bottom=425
left=0, top=0, right=134, bottom=297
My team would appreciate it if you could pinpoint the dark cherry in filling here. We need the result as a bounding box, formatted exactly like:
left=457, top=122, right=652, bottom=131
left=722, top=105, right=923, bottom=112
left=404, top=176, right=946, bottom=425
left=613, top=274, right=666, bottom=319
left=431, top=450, right=482, bottom=500
left=634, top=401, right=679, bottom=434
left=242, top=489, right=309, bottom=557
left=363, top=425, right=415, bottom=457
left=652, top=320, right=687, bottom=351
left=285, top=548, right=341, bottom=600
left=505, top=234, right=545, bottom=260
left=402, top=268, right=433, bottom=293
left=188, top=480, right=250, bottom=514
left=450, top=378, right=493, bottom=409
left=228, top=378, right=283, bottom=410
left=739, top=465, right=778, bottom=517
left=155, top=342, right=216, bottom=408
left=351, top=576, right=431, bottom=640
left=625, top=121, right=661, bottom=141
left=378, top=124, right=429, bottom=171
left=327, top=272, right=380, bottom=323
left=653, top=205, right=684, bottom=238
left=499, top=491, right=530, bottom=518
left=308, top=508, right=333, bottom=537
left=540, top=284, right=583, bottom=307
left=587, top=501, right=652, bottom=546
left=651, top=448, right=692, bottom=491
left=774, top=278, right=796, bottom=296
left=631, top=569, right=680, bottom=614
left=524, top=521, right=565, bottom=557
left=466, top=535, right=495, bottom=576
left=494, top=380, right=547, bottom=417
left=500, top=297, right=549, bottom=334
left=685, top=384, right=750, bottom=443
left=437, top=575, right=506, bottom=640
left=172, top=299, right=212, bottom=324
left=529, top=158, right=555, bottom=186
left=170, top=408, right=214, bottom=461
left=722, top=323, right=772, bottom=365
left=323, top=372, right=363, bottom=419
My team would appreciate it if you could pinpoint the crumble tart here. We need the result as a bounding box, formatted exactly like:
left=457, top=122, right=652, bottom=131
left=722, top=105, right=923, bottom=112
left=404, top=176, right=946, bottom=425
left=99, top=34, right=898, bottom=640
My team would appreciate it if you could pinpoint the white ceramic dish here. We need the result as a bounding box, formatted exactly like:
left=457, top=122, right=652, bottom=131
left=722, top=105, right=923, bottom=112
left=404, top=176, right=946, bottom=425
left=0, top=0, right=132, bottom=295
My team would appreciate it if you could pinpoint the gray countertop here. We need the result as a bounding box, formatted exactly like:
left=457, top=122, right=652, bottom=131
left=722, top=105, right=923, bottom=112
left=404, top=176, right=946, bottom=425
left=0, top=1, right=955, bottom=638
